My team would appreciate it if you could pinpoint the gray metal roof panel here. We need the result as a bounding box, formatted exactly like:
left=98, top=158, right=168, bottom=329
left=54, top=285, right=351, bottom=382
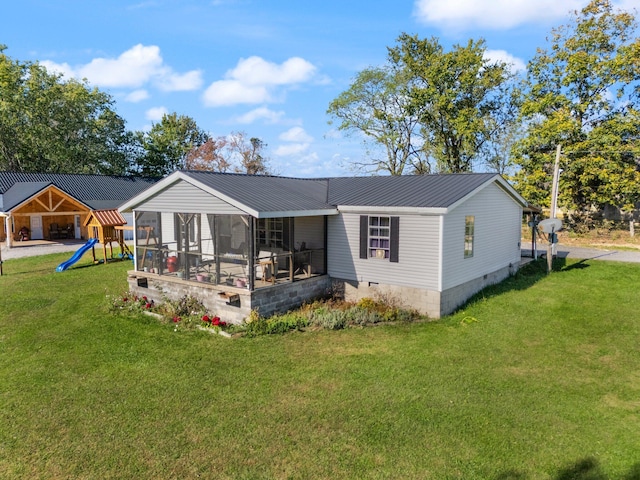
left=3, top=182, right=52, bottom=211
left=327, top=173, right=500, bottom=208
left=0, top=172, right=159, bottom=212
left=182, top=171, right=333, bottom=213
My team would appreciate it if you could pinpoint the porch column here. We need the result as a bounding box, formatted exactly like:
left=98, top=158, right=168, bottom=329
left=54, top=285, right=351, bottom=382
left=5, top=215, right=12, bottom=249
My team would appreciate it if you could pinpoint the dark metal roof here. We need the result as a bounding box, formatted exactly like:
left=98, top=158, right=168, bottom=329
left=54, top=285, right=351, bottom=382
left=327, top=173, right=501, bottom=208
left=182, top=171, right=333, bottom=213
left=0, top=172, right=159, bottom=212
left=177, top=171, right=513, bottom=212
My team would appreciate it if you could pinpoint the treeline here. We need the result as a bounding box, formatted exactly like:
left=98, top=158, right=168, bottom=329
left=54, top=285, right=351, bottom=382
left=0, top=46, right=270, bottom=177
left=328, top=0, right=640, bottom=224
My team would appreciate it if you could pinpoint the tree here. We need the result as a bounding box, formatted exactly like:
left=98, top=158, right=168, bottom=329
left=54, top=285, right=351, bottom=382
left=328, top=35, right=516, bottom=175
left=513, top=0, right=640, bottom=225
left=228, top=132, right=271, bottom=175
left=184, top=137, right=230, bottom=172
left=388, top=34, right=517, bottom=173
left=0, top=46, right=134, bottom=175
left=327, top=66, right=431, bottom=175
left=136, top=113, right=208, bottom=177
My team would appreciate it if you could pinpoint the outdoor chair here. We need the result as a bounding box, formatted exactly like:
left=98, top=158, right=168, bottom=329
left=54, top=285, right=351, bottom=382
left=49, top=223, right=60, bottom=240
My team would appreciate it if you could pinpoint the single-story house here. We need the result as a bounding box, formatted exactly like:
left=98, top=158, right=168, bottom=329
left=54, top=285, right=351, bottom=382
left=119, top=170, right=527, bottom=322
left=0, top=172, right=158, bottom=247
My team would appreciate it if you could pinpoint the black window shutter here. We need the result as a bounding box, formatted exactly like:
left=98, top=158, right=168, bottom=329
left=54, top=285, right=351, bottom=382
left=359, top=215, right=368, bottom=259
left=390, top=216, right=400, bottom=263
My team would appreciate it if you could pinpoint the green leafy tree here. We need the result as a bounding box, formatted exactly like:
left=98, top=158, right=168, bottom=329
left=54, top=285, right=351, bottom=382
left=137, top=113, right=208, bottom=177
left=328, top=35, right=516, bottom=175
left=327, top=66, right=430, bottom=175
left=0, top=45, right=134, bottom=175
left=514, top=0, right=640, bottom=225
left=389, top=34, right=517, bottom=173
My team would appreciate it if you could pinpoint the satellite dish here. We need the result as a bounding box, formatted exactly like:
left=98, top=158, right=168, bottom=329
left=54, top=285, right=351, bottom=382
left=538, top=218, right=563, bottom=234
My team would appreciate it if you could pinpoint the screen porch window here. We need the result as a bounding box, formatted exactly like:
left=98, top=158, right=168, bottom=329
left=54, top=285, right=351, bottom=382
left=464, top=215, right=475, bottom=258
left=368, top=216, right=390, bottom=259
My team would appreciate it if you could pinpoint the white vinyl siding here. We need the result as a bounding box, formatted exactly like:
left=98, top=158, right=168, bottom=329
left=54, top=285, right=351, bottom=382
left=328, top=212, right=440, bottom=290
left=140, top=180, right=244, bottom=215
left=442, top=183, right=522, bottom=290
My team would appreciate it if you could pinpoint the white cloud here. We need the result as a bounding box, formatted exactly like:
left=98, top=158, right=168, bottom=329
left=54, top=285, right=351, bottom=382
left=233, top=107, right=286, bottom=124
left=41, top=44, right=202, bottom=93
left=279, top=126, right=313, bottom=143
left=203, top=80, right=271, bottom=107
left=229, top=56, right=316, bottom=86
left=145, top=106, right=168, bottom=121
left=125, top=89, right=150, bottom=102
left=203, top=56, right=317, bottom=107
left=274, top=143, right=310, bottom=157
left=413, top=0, right=584, bottom=29
left=40, top=60, right=74, bottom=78
left=157, top=69, right=204, bottom=92
left=78, top=44, right=163, bottom=88
left=483, top=49, right=526, bottom=73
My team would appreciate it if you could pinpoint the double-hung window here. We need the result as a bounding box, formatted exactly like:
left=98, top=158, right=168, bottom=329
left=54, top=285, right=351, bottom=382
left=368, top=216, right=390, bottom=259
left=359, top=215, right=399, bottom=263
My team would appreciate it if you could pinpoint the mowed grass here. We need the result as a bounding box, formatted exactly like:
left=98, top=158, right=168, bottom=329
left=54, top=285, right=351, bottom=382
left=1, top=252, right=639, bottom=479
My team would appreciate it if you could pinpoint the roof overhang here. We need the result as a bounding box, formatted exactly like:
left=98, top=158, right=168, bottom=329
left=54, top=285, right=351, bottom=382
left=337, top=205, right=448, bottom=215
left=5, top=183, right=92, bottom=213
left=119, top=171, right=339, bottom=218
left=445, top=174, right=527, bottom=213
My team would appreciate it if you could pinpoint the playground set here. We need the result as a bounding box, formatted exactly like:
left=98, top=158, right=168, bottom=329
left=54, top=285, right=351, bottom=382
left=56, top=209, right=133, bottom=272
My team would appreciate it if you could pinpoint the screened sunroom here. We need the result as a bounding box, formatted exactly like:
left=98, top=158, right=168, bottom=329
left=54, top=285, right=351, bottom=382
left=133, top=211, right=327, bottom=291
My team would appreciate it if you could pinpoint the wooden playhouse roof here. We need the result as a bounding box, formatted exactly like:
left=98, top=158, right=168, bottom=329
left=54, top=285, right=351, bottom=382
left=83, top=209, right=127, bottom=227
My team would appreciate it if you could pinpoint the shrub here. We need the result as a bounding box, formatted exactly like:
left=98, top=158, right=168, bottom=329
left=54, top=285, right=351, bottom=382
left=243, top=310, right=308, bottom=337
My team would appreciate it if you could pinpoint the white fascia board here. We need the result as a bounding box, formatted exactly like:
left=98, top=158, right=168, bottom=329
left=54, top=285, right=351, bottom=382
left=337, top=205, right=448, bottom=215
left=256, top=209, right=339, bottom=219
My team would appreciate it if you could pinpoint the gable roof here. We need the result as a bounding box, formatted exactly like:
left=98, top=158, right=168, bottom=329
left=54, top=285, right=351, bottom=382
left=0, top=172, right=159, bottom=213
left=120, top=170, right=527, bottom=217
left=83, top=208, right=127, bottom=227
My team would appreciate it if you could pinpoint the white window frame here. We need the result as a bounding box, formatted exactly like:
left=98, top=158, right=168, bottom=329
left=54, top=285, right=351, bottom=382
left=464, top=215, right=475, bottom=258
left=368, top=216, right=391, bottom=259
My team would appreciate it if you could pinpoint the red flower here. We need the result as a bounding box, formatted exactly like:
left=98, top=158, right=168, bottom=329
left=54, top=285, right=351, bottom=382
left=173, top=316, right=180, bottom=323
left=145, top=303, right=152, bottom=309
left=202, top=315, right=210, bottom=322
left=212, top=316, right=220, bottom=326
left=142, top=296, right=148, bottom=301
left=219, top=321, right=227, bottom=327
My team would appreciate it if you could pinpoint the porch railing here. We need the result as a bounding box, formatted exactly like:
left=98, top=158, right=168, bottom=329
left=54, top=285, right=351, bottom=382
left=135, top=246, right=325, bottom=289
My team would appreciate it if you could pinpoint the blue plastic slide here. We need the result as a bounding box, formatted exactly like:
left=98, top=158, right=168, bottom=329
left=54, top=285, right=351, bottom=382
left=56, top=238, right=99, bottom=272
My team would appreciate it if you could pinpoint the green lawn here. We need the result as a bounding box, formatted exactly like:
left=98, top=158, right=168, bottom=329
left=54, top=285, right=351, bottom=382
left=1, top=252, right=639, bottom=479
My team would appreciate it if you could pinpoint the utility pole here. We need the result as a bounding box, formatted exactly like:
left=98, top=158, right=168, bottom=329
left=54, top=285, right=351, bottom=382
left=549, top=144, right=562, bottom=260
left=550, top=144, right=561, bottom=219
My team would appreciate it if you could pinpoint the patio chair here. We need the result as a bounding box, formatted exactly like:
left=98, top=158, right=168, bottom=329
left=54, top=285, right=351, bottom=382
left=49, top=223, right=59, bottom=240
left=19, top=226, right=30, bottom=241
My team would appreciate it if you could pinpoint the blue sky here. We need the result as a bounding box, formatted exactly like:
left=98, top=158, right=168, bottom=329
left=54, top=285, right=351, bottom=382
left=1, top=0, right=636, bottom=177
